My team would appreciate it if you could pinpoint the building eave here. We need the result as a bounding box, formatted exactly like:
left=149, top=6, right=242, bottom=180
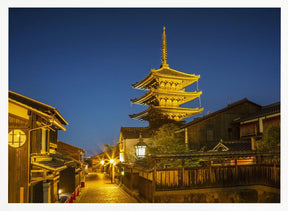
left=131, top=67, right=201, bottom=90
left=9, top=90, right=68, bottom=127
left=130, top=106, right=203, bottom=121
left=131, top=71, right=155, bottom=90
left=57, top=140, right=86, bottom=154
left=131, top=89, right=202, bottom=105
left=236, top=102, right=280, bottom=123
left=155, top=66, right=200, bottom=79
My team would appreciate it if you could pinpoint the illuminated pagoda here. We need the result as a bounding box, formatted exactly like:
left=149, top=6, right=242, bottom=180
left=130, top=27, right=204, bottom=127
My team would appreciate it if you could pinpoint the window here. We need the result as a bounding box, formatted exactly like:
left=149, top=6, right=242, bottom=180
left=41, top=129, right=49, bottom=153
left=8, top=129, right=26, bottom=148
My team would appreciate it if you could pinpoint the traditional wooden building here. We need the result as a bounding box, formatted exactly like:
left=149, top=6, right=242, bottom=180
left=179, top=98, right=261, bottom=150
left=130, top=27, right=203, bottom=128
left=235, top=102, right=280, bottom=146
left=57, top=141, right=85, bottom=162
left=208, top=140, right=255, bottom=166
left=8, top=91, right=68, bottom=203
left=57, top=141, right=86, bottom=195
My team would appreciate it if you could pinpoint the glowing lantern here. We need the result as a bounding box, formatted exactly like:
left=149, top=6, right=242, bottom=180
left=135, top=133, right=147, bottom=159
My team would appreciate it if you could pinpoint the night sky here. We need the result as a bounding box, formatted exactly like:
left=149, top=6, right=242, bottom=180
left=9, top=8, right=280, bottom=156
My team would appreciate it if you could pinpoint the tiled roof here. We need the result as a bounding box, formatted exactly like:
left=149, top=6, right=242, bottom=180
left=120, top=127, right=152, bottom=139
left=181, top=98, right=261, bottom=128
left=221, top=141, right=252, bottom=151
left=57, top=140, right=86, bottom=154
left=50, top=152, right=74, bottom=163
left=156, top=68, right=199, bottom=79
left=208, top=141, right=252, bottom=152
left=33, top=159, right=67, bottom=171
left=236, top=102, right=280, bottom=122
left=9, top=90, right=68, bottom=125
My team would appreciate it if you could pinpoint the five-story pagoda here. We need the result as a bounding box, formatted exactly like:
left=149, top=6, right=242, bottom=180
left=130, top=27, right=204, bottom=127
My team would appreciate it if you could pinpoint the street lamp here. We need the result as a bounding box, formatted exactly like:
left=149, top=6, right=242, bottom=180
left=135, top=133, right=147, bottom=160
left=109, top=159, right=114, bottom=164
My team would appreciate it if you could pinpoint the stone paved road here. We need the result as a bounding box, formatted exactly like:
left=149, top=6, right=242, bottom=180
left=75, top=173, right=138, bottom=203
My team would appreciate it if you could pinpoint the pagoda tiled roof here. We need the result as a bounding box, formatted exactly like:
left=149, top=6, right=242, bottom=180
left=156, top=67, right=200, bottom=78
left=131, top=89, right=202, bottom=105
left=132, top=67, right=200, bottom=90
left=120, top=127, right=152, bottom=139
left=129, top=106, right=204, bottom=121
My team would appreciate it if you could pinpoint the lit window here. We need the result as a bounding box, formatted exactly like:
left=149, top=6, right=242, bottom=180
left=8, top=130, right=26, bottom=148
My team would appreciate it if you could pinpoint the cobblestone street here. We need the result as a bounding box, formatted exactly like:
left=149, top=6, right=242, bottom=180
left=75, top=173, right=138, bottom=203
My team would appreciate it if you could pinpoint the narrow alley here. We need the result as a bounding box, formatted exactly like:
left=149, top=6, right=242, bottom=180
left=75, top=173, right=138, bottom=203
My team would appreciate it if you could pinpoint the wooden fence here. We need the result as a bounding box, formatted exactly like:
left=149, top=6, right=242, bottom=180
left=138, top=177, right=153, bottom=202
left=155, top=164, right=280, bottom=190
left=122, top=152, right=280, bottom=202
left=123, top=171, right=139, bottom=190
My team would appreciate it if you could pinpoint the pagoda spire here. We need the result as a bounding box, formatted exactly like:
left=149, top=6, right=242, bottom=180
left=161, top=26, right=169, bottom=68
left=130, top=27, right=203, bottom=126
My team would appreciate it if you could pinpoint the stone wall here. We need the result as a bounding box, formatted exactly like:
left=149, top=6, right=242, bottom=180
left=153, top=185, right=280, bottom=203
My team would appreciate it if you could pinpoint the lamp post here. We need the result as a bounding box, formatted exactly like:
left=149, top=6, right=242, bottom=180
left=135, top=133, right=147, bottom=160
left=100, top=160, right=105, bottom=172
left=110, top=159, right=115, bottom=183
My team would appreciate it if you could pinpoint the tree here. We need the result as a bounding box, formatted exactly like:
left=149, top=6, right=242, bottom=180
left=257, top=125, right=280, bottom=151
left=104, top=144, right=114, bottom=152
left=141, top=123, right=193, bottom=168
left=147, top=123, right=188, bottom=155
left=140, top=123, right=209, bottom=168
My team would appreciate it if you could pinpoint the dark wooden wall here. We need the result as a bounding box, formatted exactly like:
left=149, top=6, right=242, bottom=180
left=263, top=116, right=280, bottom=131
left=59, top=167, right=75, bottom=193
left=240, top=121, right=258, bottom=137
left=8, top=114, right=29, bottom=203
left=138, top=177, right=153, bottom=202
left=187, top=102, right=261, bottom=148
left=29, top=181, right=43, bottom=203
left=240, top=115, right=280, bottom=138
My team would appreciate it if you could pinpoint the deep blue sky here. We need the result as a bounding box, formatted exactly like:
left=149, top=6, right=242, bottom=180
left=9, top=8, right=280, bottom=156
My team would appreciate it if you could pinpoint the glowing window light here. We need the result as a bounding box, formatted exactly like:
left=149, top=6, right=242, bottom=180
left=119, top=154, right=124, bottom=162
left=8, top=130, right=26, bottom=148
